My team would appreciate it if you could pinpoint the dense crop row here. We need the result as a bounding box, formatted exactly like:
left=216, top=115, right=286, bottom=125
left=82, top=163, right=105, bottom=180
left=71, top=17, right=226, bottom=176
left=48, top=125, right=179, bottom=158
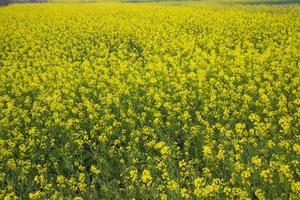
left=0, top=3, right=300, bottom=199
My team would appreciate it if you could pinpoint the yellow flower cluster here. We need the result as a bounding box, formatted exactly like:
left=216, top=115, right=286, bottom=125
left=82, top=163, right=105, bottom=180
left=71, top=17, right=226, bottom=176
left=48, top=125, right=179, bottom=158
left=0, top=2, right=299, bottom=199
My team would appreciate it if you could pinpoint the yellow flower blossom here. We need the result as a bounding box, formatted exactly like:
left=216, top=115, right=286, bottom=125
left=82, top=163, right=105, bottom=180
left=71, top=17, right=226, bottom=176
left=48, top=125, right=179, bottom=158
left=251, top=156, right=262, bottom=167
left=141, top=170, right=152, bottom=186
left=0, top=2, right=298, bottom=199
left=90, top=165, right=100, bottom=175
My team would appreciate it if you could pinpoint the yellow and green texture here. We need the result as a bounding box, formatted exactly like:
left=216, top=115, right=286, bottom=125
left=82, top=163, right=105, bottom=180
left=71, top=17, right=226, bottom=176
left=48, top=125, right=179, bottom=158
left=0, top=3, right=300, bottom=199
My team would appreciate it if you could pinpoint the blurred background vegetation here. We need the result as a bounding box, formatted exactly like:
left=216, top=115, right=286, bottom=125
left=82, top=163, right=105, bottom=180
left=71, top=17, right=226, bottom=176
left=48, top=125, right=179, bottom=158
left=1, top=0, right=300, bottom=5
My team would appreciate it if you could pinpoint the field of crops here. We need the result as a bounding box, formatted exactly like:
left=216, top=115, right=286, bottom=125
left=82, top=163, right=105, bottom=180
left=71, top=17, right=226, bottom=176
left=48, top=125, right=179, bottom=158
left=0, top=2, right=300, bottom=199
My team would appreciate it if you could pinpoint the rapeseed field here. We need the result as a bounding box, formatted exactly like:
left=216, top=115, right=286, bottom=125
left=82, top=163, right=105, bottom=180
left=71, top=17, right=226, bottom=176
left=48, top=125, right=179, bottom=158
left=0, top=2, right=299, bottom=199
